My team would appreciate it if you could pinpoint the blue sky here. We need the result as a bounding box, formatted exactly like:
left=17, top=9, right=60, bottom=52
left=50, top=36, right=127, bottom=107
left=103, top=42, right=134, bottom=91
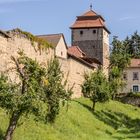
left=1, top=0, right=140, bottom=45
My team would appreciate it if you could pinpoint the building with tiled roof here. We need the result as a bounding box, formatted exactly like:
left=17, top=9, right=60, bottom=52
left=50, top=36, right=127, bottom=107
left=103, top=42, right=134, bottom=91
left=123, top=59, right=140, bottom=93
left=35, top=6, right=110, bottom=97
left=37, top=34, right=66, bottom=48
left=70, top=7, right=110, bottom=76
left=68, top=46, right=86, bottom=58
left=130, top=59, right=140, bottom=68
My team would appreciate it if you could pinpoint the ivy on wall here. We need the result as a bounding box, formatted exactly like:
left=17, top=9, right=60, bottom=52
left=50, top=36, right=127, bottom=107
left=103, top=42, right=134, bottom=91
left=8, top=28, right=53, bottom=52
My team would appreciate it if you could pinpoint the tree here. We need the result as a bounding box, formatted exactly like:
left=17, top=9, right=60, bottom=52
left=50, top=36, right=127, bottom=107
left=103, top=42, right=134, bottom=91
left=0, top=54, right=46, bottom=140
left=82, top=69, right=110, bottom=111
left=0, top=54, right=72, bottom=140
left=110, top=37, right=131, bottom=71
left=109, top=66, right=126, bottom=99
left=124, top=31, right=140, bottom=58
left=109, top=37, right=131, bottom=99
left=44, top=58, right=72, bottom=123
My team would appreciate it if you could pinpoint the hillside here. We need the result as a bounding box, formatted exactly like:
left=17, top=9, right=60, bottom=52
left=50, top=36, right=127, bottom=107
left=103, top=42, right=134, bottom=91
left=0, top=98, right=140, bottom=140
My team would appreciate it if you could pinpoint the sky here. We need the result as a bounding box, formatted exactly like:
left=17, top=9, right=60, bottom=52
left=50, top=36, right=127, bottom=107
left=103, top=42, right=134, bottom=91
left=1, top=0, right=140, bottom=45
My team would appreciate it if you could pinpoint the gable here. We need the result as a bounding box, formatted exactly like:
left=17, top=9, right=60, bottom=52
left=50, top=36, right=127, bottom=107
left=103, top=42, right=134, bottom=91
left=55, top=35, right=67, bottom=59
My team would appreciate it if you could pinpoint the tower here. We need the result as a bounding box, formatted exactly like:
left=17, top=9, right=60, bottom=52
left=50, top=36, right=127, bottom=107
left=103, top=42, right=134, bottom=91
left=70, top=6, right=110, bottom=74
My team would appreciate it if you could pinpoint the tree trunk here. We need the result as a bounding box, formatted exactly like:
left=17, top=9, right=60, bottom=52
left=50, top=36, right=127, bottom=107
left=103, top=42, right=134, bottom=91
left=112, top=93, right=116, bottom=100
left=92, top=101, right=96, bottom=111
left=4, top=112, right=21, bottom=140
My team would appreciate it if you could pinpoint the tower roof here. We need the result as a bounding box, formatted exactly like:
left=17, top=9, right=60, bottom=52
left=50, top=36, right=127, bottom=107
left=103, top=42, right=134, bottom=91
left=70, top=9, right=110, bottom=34
left=82, top=10, right=97, bottom=17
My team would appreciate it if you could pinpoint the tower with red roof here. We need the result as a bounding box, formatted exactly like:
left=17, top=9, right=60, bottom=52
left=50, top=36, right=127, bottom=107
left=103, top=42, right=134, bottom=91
left=70, top=6, right=110, bottom=74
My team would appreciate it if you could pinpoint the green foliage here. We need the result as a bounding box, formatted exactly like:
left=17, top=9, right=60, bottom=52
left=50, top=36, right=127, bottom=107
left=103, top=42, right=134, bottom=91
left=0, top=74, right=17, bottom=111
left=110, top=37, right=131, bottom=71
left=127, top=92, right=140, bottom=98
left=44, top=58, right=72, bottom=123
left=0, top=54, right=72, bottom=140
left=109, top=66, right=126, bottom=99
left=0, top=54, right=48, bottom=116
left=82, top=69, right=110, bottom=111
left=109, top=37, right=131, bottom=99
left=124, top=31, right=140, bottom=58
left=0, top=53, right=73, bottom=139
left=0, top=54, right=47, bottom=140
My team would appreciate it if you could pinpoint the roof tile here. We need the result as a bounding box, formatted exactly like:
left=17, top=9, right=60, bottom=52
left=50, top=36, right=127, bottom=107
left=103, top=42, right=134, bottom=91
left=68, top=46, right=85, bottom=58
left=130, top=59, right=140, bottom=67
left=37, top=34, right=62, bottom=47
left=70, top=10, right=110, bottom=33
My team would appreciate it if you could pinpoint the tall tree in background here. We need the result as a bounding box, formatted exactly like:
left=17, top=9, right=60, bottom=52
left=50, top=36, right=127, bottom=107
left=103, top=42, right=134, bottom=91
left=124, top=31, right=140, bottom=58
left=109, top=37, right=131, bottom=99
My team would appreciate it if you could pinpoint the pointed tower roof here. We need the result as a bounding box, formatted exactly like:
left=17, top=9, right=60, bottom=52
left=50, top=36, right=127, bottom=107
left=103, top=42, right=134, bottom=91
left=82, top=10, right=97, bottom=17
left=70, top=9, right=110, bottom=34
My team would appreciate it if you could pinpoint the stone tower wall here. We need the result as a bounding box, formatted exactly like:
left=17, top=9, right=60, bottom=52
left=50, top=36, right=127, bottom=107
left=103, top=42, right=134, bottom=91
left=72, top=28, right=104, bottom=63
left=72, top=28, right=109, bottom=75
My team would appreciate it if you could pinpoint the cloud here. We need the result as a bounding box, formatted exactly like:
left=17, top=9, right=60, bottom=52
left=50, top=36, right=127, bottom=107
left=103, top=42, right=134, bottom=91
left=119, top=16, right=139, bottom=21
left=0, top=0, right=45, bottom=4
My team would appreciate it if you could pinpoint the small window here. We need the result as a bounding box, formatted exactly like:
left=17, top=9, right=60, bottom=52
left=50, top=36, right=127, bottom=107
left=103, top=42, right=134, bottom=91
left=133, top=72, right=139, bottom=80
left=123, top=73, right=127, bottom=80
left=93, top=30, right=96, bottom=34
left=133, top=85, right=139, bottom=92
left=61, top=52, right=63, bottom=56
left=80, top=30, right=83, bottom=35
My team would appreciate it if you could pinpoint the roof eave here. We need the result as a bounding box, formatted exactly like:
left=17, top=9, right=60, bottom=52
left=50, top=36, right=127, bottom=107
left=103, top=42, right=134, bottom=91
left=70, top=26, right=111, bottom=34
left=0, top=30, right=11, bottom=38
left=68, top=53, right=95, bottom=69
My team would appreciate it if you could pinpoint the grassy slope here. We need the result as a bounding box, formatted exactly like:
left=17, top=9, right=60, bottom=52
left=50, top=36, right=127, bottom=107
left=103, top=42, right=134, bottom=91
left=0, top=98, right=140, bottom=140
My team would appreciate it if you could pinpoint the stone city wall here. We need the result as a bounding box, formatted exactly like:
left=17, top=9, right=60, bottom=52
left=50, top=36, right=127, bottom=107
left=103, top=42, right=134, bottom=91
left=59, top=57, right=94, bottom=98
left=0, top=31, right=54, bottom=81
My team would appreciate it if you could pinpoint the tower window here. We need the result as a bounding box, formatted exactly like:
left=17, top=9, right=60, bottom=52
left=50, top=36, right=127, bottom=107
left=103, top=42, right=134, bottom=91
left=80, top=30, right=83, bottom=35
left=93, top=30, right=96, bottom=34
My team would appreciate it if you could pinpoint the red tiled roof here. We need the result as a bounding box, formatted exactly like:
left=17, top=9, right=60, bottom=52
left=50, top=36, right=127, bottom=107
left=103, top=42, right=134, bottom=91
left=82, top=10, right=97, bottom=17
left=70, top=10, right=110, bottom=33
left=71, top=18, right=105, bottom=28
left=68, top=46, right=100, bottom=68
left=68, top=46, right=85, bottom=58
left=130, top=59, right=140, bottom=67
left=68, top=53, right=95, bottom=69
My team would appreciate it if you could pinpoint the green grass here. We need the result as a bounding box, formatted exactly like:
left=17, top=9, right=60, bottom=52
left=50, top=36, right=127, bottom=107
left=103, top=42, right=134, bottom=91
left=0, top=98, right=140, bottom=140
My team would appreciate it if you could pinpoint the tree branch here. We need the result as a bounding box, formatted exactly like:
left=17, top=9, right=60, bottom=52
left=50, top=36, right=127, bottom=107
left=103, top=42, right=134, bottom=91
left=11, top=56, right=24, bottom=79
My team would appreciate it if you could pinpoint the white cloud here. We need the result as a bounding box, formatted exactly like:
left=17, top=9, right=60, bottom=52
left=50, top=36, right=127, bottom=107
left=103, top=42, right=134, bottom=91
left=119, top=16, right=139, bottom=21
